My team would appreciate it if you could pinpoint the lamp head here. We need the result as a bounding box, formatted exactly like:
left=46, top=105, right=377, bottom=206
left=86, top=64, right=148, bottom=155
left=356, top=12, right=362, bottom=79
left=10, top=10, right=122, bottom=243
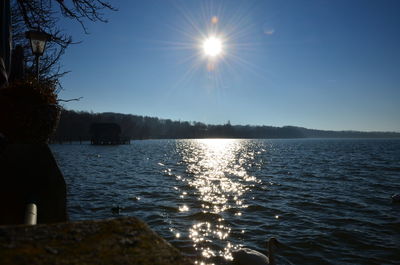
left=25, top=30, right=50, bottom=56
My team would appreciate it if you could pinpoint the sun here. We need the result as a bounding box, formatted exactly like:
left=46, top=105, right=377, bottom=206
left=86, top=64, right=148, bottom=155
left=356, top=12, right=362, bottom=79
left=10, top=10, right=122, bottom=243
left=203, top=36, right=223, bottom=57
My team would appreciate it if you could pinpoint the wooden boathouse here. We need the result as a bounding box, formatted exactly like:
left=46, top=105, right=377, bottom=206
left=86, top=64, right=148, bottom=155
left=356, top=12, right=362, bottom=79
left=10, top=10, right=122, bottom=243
left=89, top=123, right=130, bottom=145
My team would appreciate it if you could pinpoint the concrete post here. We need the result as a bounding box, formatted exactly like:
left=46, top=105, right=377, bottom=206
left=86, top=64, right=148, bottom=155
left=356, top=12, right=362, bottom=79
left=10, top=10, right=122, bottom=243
left=24, top=203, right=37, bottom=225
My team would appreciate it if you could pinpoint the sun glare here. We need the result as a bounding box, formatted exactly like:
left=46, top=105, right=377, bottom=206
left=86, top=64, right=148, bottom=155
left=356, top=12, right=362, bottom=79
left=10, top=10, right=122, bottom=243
left=203, top=36, right=223, bottom=57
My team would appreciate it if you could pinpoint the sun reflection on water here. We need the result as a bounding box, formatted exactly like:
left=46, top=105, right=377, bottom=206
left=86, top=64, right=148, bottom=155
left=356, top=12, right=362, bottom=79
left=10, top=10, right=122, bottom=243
left=176, top=139, right=261, bottom=264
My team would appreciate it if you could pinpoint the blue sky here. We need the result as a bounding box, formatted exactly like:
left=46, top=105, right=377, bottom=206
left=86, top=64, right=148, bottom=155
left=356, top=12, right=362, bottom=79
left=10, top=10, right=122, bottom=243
left=59, top=0, right=400, bottom=132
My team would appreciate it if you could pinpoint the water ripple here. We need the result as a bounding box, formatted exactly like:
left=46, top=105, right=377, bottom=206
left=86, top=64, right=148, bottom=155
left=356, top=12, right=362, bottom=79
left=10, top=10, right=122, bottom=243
left=51, top=139, right=400, bottom=265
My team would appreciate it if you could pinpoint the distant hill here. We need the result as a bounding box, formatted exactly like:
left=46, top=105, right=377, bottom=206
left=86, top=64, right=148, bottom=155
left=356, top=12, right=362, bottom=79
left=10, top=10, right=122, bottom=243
left=52, top=109, right=400, bottom=141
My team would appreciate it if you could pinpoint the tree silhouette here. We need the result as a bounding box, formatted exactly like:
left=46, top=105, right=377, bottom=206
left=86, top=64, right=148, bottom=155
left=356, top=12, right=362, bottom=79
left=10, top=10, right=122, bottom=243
left=52, top=110, right=400, bottom=142
left=12, top=0, right=116, bottom=80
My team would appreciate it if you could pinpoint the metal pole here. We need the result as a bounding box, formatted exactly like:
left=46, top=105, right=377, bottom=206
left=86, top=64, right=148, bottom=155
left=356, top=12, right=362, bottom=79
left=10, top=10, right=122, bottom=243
left=0, top=0, right=12, bottom=88
left=35, top=54, right=40, bottom=81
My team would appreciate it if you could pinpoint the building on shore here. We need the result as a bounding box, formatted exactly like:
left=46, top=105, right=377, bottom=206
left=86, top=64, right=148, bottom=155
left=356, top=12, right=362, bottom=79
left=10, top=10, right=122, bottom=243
left=90, top=123, right=129, bottom=145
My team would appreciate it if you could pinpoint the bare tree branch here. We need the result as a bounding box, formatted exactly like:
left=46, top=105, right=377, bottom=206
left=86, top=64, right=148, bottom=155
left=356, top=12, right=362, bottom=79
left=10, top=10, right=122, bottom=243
left=12, top=0, right=116, bottom=83
left=57, top=97, right=83, bottom=102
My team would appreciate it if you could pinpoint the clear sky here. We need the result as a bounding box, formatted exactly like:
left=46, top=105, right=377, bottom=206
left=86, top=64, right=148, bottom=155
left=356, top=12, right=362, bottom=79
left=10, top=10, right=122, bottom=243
left=59, top=0, right=400, bottom=132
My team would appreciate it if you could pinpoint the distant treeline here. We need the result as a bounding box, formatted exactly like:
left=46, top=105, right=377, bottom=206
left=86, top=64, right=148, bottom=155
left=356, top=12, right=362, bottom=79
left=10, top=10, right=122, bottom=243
left=52, top=109, right=400, bottom=141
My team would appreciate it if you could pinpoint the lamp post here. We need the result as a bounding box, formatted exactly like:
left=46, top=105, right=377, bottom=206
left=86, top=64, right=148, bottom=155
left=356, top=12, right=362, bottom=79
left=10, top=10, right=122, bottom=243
left=25, top=30, right=50, bottom=81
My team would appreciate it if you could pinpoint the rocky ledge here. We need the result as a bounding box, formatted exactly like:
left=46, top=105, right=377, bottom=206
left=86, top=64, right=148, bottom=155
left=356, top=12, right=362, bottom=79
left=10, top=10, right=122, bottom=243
left=0, top=217, right=191, bottom=265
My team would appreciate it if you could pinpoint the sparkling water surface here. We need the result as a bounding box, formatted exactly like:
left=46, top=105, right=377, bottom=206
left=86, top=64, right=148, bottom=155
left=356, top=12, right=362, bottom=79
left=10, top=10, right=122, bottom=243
left=51, top=139, right=400, bottom=265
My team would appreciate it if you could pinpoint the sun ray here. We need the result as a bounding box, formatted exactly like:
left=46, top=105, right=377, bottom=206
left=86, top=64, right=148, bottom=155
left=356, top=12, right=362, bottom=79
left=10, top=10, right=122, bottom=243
left=150, top=0, right=273, bottom=96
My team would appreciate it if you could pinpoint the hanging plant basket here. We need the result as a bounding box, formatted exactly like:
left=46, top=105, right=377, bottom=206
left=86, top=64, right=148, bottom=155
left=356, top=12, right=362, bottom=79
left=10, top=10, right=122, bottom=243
left=0, top=78, right=61, bottom=143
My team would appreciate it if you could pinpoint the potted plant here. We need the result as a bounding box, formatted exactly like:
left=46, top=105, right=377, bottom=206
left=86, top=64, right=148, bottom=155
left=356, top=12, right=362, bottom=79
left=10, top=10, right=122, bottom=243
left=0, top=77, right=61, bottom=143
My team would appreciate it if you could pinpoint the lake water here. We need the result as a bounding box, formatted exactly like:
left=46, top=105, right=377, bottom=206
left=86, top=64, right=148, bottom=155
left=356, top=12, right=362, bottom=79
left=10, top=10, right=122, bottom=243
left=51, top=139, right=400, bottom=265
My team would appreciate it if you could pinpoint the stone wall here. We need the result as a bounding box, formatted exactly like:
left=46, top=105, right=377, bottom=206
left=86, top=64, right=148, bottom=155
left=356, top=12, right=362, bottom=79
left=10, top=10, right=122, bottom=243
left=0, top=217, right=191, bottom=265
